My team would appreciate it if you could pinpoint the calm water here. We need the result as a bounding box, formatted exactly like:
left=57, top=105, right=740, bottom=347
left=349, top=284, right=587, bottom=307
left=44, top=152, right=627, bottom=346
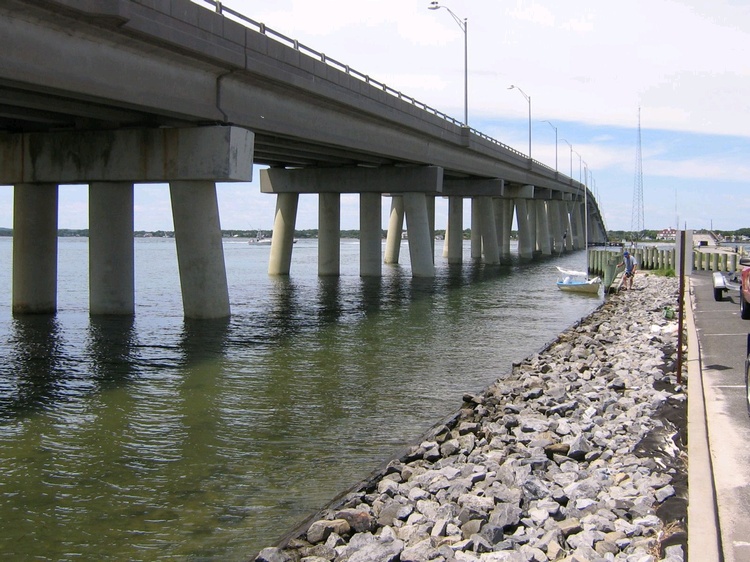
left=0, top=237, right=602, bottom=560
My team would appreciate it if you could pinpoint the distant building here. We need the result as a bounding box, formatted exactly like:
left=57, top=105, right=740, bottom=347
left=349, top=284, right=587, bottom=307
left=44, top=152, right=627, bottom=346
left=657, top=228, right=677, bottom=240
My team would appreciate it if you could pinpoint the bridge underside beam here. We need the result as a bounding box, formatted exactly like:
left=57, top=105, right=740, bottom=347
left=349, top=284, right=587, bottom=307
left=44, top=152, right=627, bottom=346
left=0, top=126, right=254, bottom=183
left=442, top=178, right=504, bottom=197
left=260, top=166, right=443, bottom=194
left=503, top=184, right=535, bottom=199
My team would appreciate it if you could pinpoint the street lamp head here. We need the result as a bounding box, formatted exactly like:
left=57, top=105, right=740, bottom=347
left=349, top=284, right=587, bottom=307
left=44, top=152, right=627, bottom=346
left=508, top=85, right=515, bottom=90
left=428, top=1, right=440, bottom=9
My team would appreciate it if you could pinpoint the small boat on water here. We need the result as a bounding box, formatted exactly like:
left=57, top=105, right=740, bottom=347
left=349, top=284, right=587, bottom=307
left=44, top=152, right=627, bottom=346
left=248, top=230, right=272, bottom=245
left=247, top=231, right=297, bottom=245
left=556, top=267, right=602, bottom=294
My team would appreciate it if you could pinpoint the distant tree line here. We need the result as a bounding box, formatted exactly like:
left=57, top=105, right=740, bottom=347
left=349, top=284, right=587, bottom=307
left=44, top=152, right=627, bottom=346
left=608, top=228, right=747, bottom=242
left=1, top=227, right=744, bottom=241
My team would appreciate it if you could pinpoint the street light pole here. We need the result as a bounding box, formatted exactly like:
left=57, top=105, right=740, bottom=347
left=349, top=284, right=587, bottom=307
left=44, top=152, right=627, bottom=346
left=429, top=2, right=468, bottom=127
left=542, top=120, right=557, bottom=171
left=508, top=85, right=531, bottom=160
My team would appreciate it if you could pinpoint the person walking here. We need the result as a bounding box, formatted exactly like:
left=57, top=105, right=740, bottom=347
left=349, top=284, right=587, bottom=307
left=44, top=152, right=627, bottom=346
left=617, top=250, right=638, bottom=291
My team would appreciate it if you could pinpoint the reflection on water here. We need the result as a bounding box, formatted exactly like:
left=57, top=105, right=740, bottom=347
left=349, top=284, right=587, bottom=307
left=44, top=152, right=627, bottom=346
left=0, top=238, right=602, bottom=560
left=3, top=315, right=64, bottom=419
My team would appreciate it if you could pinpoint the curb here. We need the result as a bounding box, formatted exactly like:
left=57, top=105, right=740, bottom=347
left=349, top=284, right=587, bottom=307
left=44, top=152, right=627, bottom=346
left=687, top=277, right=722, bottom=562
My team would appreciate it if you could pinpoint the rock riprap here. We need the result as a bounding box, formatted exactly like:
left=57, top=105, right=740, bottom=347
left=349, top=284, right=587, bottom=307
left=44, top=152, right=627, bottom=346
left=256, top=275, right=687, bottom=562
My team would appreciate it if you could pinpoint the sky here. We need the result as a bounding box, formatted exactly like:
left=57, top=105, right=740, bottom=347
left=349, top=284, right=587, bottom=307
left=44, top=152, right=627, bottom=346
left=2, top=0, right=750, bottom=233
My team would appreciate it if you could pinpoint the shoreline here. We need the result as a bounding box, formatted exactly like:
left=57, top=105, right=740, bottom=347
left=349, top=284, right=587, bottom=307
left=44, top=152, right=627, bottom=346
left=255, top=274, right=687, bottom=562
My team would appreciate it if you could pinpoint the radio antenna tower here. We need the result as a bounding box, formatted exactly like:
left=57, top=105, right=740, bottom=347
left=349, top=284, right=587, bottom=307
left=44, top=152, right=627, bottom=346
left=630, top=107, right=645, bottom=243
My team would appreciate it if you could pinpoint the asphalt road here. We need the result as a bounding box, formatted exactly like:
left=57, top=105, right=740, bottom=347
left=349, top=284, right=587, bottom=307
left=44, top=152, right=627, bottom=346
left=691, top=271, right=750, bottom=562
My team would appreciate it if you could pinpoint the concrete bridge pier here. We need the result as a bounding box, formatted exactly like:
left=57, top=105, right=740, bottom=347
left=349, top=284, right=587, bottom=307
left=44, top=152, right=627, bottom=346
left=445, top=196, right=463, bottom=264
left=359, top=193, right=382, bottom=276
left=403, top=192, right=435, bottom=277
left=549, top=199, right=564, bottom=254
left=536, top=200, right=552, bottom=256
left=262, top=166, right=441, bottom=277
left=571, top=201, right=585, bottom=250
left=3, top=126, right=254, bottom=319
left=477, top=196, right=499, bottom=264
left=515, top=198, right=533, bottom=259
left=12, top=183, right=58, bottom=314
left=427, top=196, right=436, bottom=261
left=384, top=195, right=404, bottom=265
left=89, top=182, right=134, bottom=315
left=498, top=198, right=514, bottom=263
left=268, top=193, right=299, bottom=275
left=562, top=199, right=574, bottom=251
left=471, top=198, right=482, bottom=260
left=527, top=200, right=539, bottom=254
left=318, top=193, right=340, bottom=276
left=170, top=181, right=230, bottom=319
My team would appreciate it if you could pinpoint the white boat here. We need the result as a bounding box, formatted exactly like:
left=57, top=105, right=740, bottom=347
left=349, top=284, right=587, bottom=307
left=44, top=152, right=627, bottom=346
left=556, top=181, right=602, bottom=295
left=248, top=230, right=272, bottom=245
left=556, top=270, right=603, bottom=294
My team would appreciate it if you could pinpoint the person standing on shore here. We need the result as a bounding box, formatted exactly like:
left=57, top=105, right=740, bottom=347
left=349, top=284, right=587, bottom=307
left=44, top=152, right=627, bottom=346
left=617, top=251, right=638, bottom=290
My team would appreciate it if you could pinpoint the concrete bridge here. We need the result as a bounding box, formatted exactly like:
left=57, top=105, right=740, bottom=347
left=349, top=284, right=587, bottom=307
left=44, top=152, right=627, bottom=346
left=0, top=0, right=607, bottom=319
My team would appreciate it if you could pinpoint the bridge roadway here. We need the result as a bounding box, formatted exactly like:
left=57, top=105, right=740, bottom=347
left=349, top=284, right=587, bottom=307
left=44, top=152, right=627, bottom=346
left=0, top=0, right=607, bottom=319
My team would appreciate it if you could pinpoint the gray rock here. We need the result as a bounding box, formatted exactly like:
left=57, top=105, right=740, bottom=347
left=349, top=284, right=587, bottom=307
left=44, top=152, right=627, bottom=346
left=664, top=544, right=685, bottom=562
left=655, top=484, right=676, bottom=503
left=489, top=503, right=522, bottom=529
left=335, top=508, right=375, bottom=533
left=306, top=519, right=350, bottom=544
left=479, top=523, right=504, bottom=545
left=567, top=434, right=593, bottom=461
left=400, top=538, right=438, bottom=562
left=254, top=547, right=290, bottom=562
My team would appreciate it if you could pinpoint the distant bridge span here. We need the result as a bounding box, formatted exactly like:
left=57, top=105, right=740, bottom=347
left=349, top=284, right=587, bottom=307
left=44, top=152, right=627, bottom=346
left=0, top=0, right=607, bottom=318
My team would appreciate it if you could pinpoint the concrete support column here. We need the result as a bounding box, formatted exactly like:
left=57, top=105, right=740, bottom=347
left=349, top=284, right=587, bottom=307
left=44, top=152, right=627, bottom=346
left=89, top=182, right=134, bottom=315
left=550, top=200, right=563, bottom=254
left=446, top=196, right=463, bottom=264
left=12, top=183, right=58, bottom=314
left=527, top=200, right=538, bottom=254
left=318, top=192, right=340, bottom=276
left=498, top=198, right=514, bottom=262
left=471, top=198, right=481, bottom=259
left=170, top=181, right=230, bottom=319
left=563, top=204, right=573, bottom=251
left=515, top=199, right=533, bottom=260
left=360, top=192, right=382, bottom=276
left=268, top=193, right=299, bottom=275
left=537, top=201, right=552, bottom=256
left=478, top=196, right=499, bottom=264
left=571, top=202, right=586, bottom=250
left=403, top=192, right=435, bottom=277
left=384, top=195, right=404, bottom=264
left=427, top=196, right=436, bottom=262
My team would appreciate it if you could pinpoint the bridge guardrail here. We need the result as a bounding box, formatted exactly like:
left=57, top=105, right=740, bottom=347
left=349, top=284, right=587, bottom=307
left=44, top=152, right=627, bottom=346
left=200, top=1, right=603, bottom=230
left=200, top=1, right=545, bottom=169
